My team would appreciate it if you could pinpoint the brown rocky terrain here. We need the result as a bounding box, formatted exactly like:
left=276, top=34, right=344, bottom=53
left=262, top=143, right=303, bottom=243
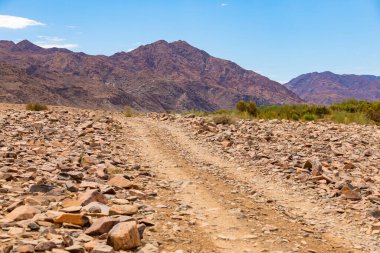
left=285, top=71, right=380, bottom=104
left=1, top=104, right=380, bottom=252
left=0, top=40, right=302, bottom=111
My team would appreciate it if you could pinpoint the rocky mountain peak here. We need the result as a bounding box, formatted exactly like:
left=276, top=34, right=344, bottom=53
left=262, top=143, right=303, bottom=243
left=0, top=39, right=303, bottom=111
left=12, top=40, right=44, bottom=53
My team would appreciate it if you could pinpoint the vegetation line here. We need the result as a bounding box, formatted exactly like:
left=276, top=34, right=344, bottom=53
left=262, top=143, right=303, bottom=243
left=183, top=99, right=380, bottom=125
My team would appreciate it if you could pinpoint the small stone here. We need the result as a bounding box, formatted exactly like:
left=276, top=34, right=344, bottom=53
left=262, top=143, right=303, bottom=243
left=82, top=202, right=110, bottom=215
left=62, top=234, right=74, bottom=247
left=107, top=175, right=133, bottom=189
left=137, top=243, right=159, bottom=253
left=14, top=245, right=34, bottom=253
left=29, top=184, right=55, bottom=193
left=341, top=186, right=362, bottom=201
left=65, top=245, right=85, bottom=253
left=54, top=213, right=90, bottom=226
left=62, top=190, right=108, bottom=207
left=6, top=205, right=41, bottom=221
left=35, top=241, right=57, bottom=251
left=107, top=221, right=141, bottom=250
left=109, top=205, right=138, bottom=215
left=65, top=182, right=78, bottom=192
left=137, top=223, right=146, bottom=239
left=85, top=217, right=120, bottom=235
left=27, top=221, right=40, bottom=231
left=92, top=245, right=114, bottom=253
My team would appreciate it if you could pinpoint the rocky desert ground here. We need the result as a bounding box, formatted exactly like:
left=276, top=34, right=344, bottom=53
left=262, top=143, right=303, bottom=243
left=0, top=103, right=380, bottom=253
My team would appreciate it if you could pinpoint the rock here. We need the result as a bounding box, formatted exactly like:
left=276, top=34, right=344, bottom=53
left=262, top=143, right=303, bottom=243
left=1, top=245, right=13, bottom=253
left=52, top=250, right=70, bottom=253
left=368, top=209, right=380, bottom=218
left=341, top=186, right=362, bottom=201
left=107, top=175, right=133, bottom=189
left=62, top=190, right=108, bottom=207
left=14, top=245, right=34, bottom=253
left=303, top=159, right=322, bottom=176
left=85, top=217, right=120, bottom=235
left=5, top=205, right=41, bottom=221
left=53, top=214, right=90, bottom=226
left=82, top=202, right=110, bottom=215
left=109, top=205, right=138, bottom=215
left=64, top=245, right=85, bottom=253
left=35, top=241, right=57, bottom=251
left=29, top=184, right=55, bottom=193
left=107, top=221, right=141, bottom=250
left=27, top=221, right=40, bottom=231
left=137, top=223, right=146, bottom=239
left=65, top=182, right=78, bottom=192
left=92, top=245, right=114, bottom=253
left=137, top=243, right=159, bottom=253
left=62, top=234, right=74, bottom=247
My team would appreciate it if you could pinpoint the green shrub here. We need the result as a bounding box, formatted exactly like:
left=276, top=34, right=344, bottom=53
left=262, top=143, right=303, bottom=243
left=303, top=113, right=316, bottom=121
left=328, top=111, right=372, bottom=125
left=306, top=105, right=330, bottom=117
left=367, top=109, right=380, bottom=124
left=330, top=99, right=372, bottom=113
left=236, top=100, right=248, bottom=112
left=124, top=106, right=135, bottom=117
left=26, top=103, right=48, bottom=111
left=212, top=115, right=235, bottom=125
left=246, top=101, right=258, bottom=117
left=236, top=100, right=257, bottom=116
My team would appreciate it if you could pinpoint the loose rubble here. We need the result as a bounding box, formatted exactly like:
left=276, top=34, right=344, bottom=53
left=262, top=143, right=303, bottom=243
left=157, top=113, right=380, bottom=251
left=0, top=108, right=162, bottom=252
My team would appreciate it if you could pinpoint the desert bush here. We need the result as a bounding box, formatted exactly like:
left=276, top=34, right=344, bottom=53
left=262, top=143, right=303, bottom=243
left=305, top=105, right=330, bottom=117
left=246, top=101, right=258, bottom=116
left=26, top=103, right=48, bottom=111
left=303, top=113, right=316, bottom=121
left=124, top=106, right=135, bottom=117
left=257, top=104, right=329, bottom=121
left=236, top=100, right=248, bottom=112
left=367, top=109, right=380, bottom=124
left=330, top=99, right=372, bottom=113
left=236, top=100, right=258, bottom=116
left=327, top=111, right=372, bottom=125
left=212, top=115, right=235, bottom=125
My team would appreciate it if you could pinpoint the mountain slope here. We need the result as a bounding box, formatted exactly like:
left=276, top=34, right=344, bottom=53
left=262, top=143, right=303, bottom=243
left=0, top=40, right=303, bottom=111
left=285, top=71, right=380, bottom=104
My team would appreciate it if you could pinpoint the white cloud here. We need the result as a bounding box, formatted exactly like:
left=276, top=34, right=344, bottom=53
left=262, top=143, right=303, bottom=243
left=37, top=43, right=78, bottom=49
left=66, top=25, right=78, bottom=29
left=37, top=36, right=65, bottom=42
left=35, top=36, right=78, bottom=49
left=221, top=3, right=228, bottom=7
left=0, top=15, right=45, bottom=29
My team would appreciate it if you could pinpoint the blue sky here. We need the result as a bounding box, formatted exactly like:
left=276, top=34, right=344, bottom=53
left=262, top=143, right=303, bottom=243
left=0, top=0, right=379, bottom=83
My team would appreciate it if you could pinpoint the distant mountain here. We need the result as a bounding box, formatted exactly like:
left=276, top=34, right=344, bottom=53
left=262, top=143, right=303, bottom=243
left=0, top=40, right=303, bottom=111
left=285, top=71, right=380, bottom=104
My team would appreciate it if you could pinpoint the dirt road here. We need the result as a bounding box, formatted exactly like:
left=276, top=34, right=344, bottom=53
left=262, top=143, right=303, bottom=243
left=118, top=115, right=367, bottom=253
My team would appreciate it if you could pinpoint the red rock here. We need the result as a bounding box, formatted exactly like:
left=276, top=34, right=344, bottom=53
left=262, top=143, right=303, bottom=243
left=107, top=175, right=133, bottom=189
left=53, top=213, right=90, bottom=226
left=107, top=221, right=141, bottom=250
left=85, top=217, right=119, bottom=235
left=62, top=190, right=108, bottom=207
left=109, top=205, right=138, bottom=215
left=5, top=205, right=41, bottom=221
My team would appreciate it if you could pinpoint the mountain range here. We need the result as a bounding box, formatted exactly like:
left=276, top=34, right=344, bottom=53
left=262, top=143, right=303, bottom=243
left=0, top=40, right=379, bottom=110
left=285, top=71, right=380, bottom=105
left=0, top=39, right=302, bottom=111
